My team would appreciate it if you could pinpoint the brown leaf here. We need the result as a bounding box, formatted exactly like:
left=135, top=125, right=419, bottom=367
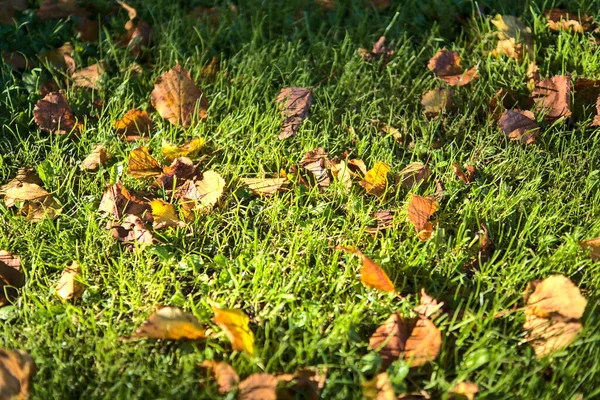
left=39, top=42, right=76, bottom=75
left=414, top=289, right=443, bottom=319
left=359, top=162, right=390, bottom=197
left=300, top=148, right=331, bottom=189
left=72, top=62, right=106, bottom=90
left=3, top=181, right=61, bottom=222
left=276, top=87, right=313, bottom=139
left=2, top=52, right=36, bottom=70
left=407, top=195, right=438, bottom=241
left=110, top=214, right=153, bottom=246
left=545, top=9, right=591, bottom=33
left=19, top=194, right=61, bottom=222
left=127, top=146, right=162, bottom=179
left=362, top=372, right=395, bottom=400
left=117, top=1, right=151, bottom=56
left=0, top=250, right=25, bottom=307
left=151, top=64, right=208, bottom=127
left=55, top=262, right=84, bottom=301
left=114, top=109, right=153, bottom=141
left=155, top=157, right=201, bottom=190
left=421, top=87, right=455, bottom=116
left=36, top=0, right=88, bottom=20
left=0, top=169, right=42, bottom=197
left=80, top=144, right=109, bottom=171
left=491, top=15, right=534, bottom=60
left=347, top=159, right=368, bottom=176
left=39, top=79, right=60, bottom=97
left=452, top=163, right=476, bottom=184
left=427, top=49, right=478, bottom=86
left=580, top=237, right=600, bottom=260
left=0, top=0, right=27, bottom=25
left=523, top=316, right=582, bottom=358
left=238, top=374, right=280, bottom=400
left=397, top=162, right=431, bottom=189
left=335, top=246, right=395, bottom=293
left=449, top=381, right=479, bottom=400
left=212, top=306, right=254, bottom=354
left=98, top=183, right=151, bottom=221
left=366, top=210, right=395, bottom=234
left=131, top=307, right=206, bottom=340
left=0, top=349, right=36, bottom=400
left=498, top=109, right=540, bottom=144
left=404, top=317, right=442, bottom=367
left=531, top=75, right=572, bottom=121
left=33, top=91, right=78, bottom=135
left=359, top=36, right=394, bottom=63
left=74, top=16, right=99, bottom=42
left=200, top=361, right=240, bottom=395
left=241, top=177, right=288, bottom=197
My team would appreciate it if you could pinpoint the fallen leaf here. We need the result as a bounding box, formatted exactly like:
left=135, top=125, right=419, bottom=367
left=127, top=146, right=162, bottom=179
left=33, top=91, right=78, bottom=135
left=359, top=36, right=394, bottom=63
left=55, top=262, right=84, bottom=301
left=414, top=289, right=443, bottom=319
left=2, top=52, right=36, bottom=70
left=359, top=162, right=390, bottom=197
left=421, top=87, right=455, bottom=116
left=545, top=9, right=591, bottom=33
left=98, top=183, right=151, bottom=221
left=327, top=161, right=352, bottom=190
left=407, top=195, right=438, bottom=241
left=427, top=49, right=478, bottom=86
left=39, top=79, right=60, bottom=97
left=397, top=162, right=430, bottom=189
left=72, top=62, right=106, bottom=90
left=531, top=75, right=572, bottom=121
left=200, top=361, right=240, bottom=394
left=110, top=214, right=153, bottom=246
left=300, top=148, right=331, bottom=188
left=523, top=275, right=587, bottom=357
left=36, top=0, right=88, bottom=20
left=114, top=109, right=152, bottom=141
left=0, top=349, right=36, bottom=400
left=491, top=38, right=526, bottom=60
left=347, top=159, right=368, bottom=176
left=580, top=237, right=600, bottom=260
left=449, top=381, right=479, bottom=400
left=526, top=63, right=541, bottom=91
left=162, top=138, right=206, bottom=162
left=193, top=170, right=225, bottom=210
left=362, top=372, right=395, bottom=400
left=80, top=144, right=109, bottom=171
left=39, top=43, right=76, bottom=75
left=452, top=163, right=476, bottom=184
left=0, top=250, right=25, bottom=306
left=366, top=210, right=395, bottom=234
left=0, top=169, right=42, bottom=197
left=73, top=16, right=99, bottom=42
left=241, top=177, right=288, bottom=197
left=151, top=64, right=208, bottom=127
left=238, top=373, right=280, bottom=400
left=117, top=1, right=151, bottom=56
left=3, top=181, right=61, bottom=222
left=498, top=109, right=540, bottom=144
left=276, top=87, right=313, bottom=139
left=280, top=367, right=327, bottom=400
left=491, top=15, right=534, bottom=59
left=335, top=246, right=395, bottom=293
left=131, top=307, right=206, bottom=340
left=212, top=306, right=255, bottom=354
left=155, top=157, right=201, bottom=190
left=149, top=199, right=185, bottom=229
left=0, top=0, right=27, bottom=25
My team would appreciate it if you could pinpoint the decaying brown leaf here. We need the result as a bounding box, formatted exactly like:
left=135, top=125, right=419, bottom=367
left=118, top=1, right=151, bottom=56
left=580, top=237, right=600, bottom=260
left=36, top=0, right=88, bottom=20
left=421, top=87, right=455, bottom=116
left=238, top=373, right=280, bottom=400
left=127, top=146, right=162, bottom=179
left=370, top=313, right=442, bottom=368
left=200, top=361, right=240, bottom=395
left=452, top=163, right=476, bottom=184
left=162, top=138, right=205, bottom=162
left=449, top=381, right=479, bottom=400
left=212, top=306, right=254, bottom=354
left=276, top=87, right=313, bottom=139
left=0, top=169, right=42, bottom=197
left=151, top=64, right=208, bottom=127
left=3, top=179, right=61, bottom=222
left=362, top=372, right=395, bottom=400
left=39, top=42, right=76, bottom=75
left=427, top=49, right=478, bottom=86
left=33, top=91, right=78, bottom=135
left=0, top=348, right=36, bottom=400
left=523, top=275, right=587, bottom=357
left=359, top=162, right=390, bottom=197
left=114, top=109, right=153, bottom=141
left=545, top=9, right=591, bottom=33
left=80, top=144, right=109, bottom=171
left=110, top=214, right=153, bottom=246
left=300, top=148, right=331, bottom=189
left=55, top=262, right=85, bottom=301
left=155, top=157, right=201, bottom=190
left=72, top=62, right=106, bottom=90
left=359, top=36, right=394, bottom=63
left=531, top=75, right=572, bottom=121
left=335, top=246, right=395, bottom=293
left=98, top=183, right=151, bottom=221
left=397, top=162, right=430, bottom=189
left=414, top=289, right=443, bottom=319
left=491, top=15, right=534, bottom=60
left=407, top=195, right=438, bottom=241
left=131, top=307, right=206, bottom=340
left=498, top=109, right=540, bottom=144
left=241, top=177, right=288, bottom=197
left=0, top=250, right=25, bottom=307
left=74, top=16, right=99, bottom=42
left=366, top=210, right=395, bottom=234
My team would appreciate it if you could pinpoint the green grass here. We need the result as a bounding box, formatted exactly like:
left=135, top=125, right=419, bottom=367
left=2, top=0, right=600, bottom=398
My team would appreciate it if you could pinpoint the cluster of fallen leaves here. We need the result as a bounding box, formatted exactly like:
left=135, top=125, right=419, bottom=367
left=1, top=3, right=600, bottom=398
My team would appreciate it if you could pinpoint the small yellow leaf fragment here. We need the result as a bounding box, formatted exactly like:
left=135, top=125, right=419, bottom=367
left=161, top=138, right=206, bottom=162
left=212, top=306, right=255, bottom=354
left=131, top=307, right=206, bottom=340
left=362, top=372, right=395, bottom=400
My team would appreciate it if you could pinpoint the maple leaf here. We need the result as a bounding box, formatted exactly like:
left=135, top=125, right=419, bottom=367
left=72, top=62, right=106, bottom=90
left=359, top=36, right=394, bottom=63
left=300, top=148, right=331, bottom=189
left=276, top=87, right=313, bottom=139
left=0, top=349, right=36, bottom=400
left=55, top=262, right=85, bottom=301
left=498, top=109, right=540, bottom=144
left=33, top=91, right=78, bottom=135
left=127, top=146, right=162, bottom=179
left=362, top=372, right=395, bottom=400
left=531, top=75, right=572, bottom=121
left=131, top=307, right=206, bottom=340
left=421, top=87, right=455, bottom=116
left=491, top=15, right=534, bottom=60
left=545, top=9, right=592, bottom=33
left=114, top=109, right=153, bottom=142
left=359, top=162, right=390, bottom=197
left=200, top=361, right=240, bottom=394
left=0, top=250, right=25, bottom=306
left=151, top=64, right=208, bottom=127
left=80, top=144, right=110, bottom=171
left=212, top=306, right=255, bottom=354
left=407, top=195, right=438, bottom=241
left=397, top=162, right=430, bottom=189
left=162, top=138, right=206, bottom=162
left=241, top=177, right=289, bottom=197
left=428, top=49, right=478, bottom=86
left=335, top=246, right=395, bottom=293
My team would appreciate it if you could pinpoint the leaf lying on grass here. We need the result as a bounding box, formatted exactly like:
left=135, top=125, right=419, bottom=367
left=531, top=75, right=572, bottom=121
left=407, top=194, right=438, bottom=241
left=397, top=162, right=430, bottom=189
left=162, top=138, right=206, bottom=162
left=0, top=250, right=25, bottom=307
left=131, top=307, right=206, bottom=340
left=421, top=87, right=454, bottom=116
left=491, top=15, right=534, bottom=60
left=362, top=372, right=395, bottom=400
left=335, top=245, right=395, bottom=293
left=359, top=162, right=390, bottom=197
left=72, top=62, right=106, bottom=90
left=498, top=109, right=540, bottom=144
left=2, top=175, right=61, bottom=222
left=300, top=147, right=331, bottom=189
left=241, top=177, right=288, bottom=197
left=80, top=144, right=110, bottom=171
left=127, top=146, right=162, bottom=178
left=149, top=199, right=186, bottom=229
left=33, top=91, right=78, bottom=135
left=200, top=361, right=240, bottom=394
left=359, top=36, right=394, bottom=63
left=114, top=109, right=153, bottom=141
left=545, top=9, right=592, bottom=33
left=212, top=306, right=255, bottom=354
left=98, top=183, right=151, bottom=221
left=449, top=381, right=479, bottom=400
left=55, top=262, right=85, bottom=301
left=110, top=214, right=154, bottom=246
left=427, top=49, right=477, bottom=86
left=0, top=348, right=36, bottom=400
left=276, top=87, right=313, bottom=139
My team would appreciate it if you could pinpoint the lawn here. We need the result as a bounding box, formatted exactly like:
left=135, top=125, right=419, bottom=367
left=2, top=0, right=600, bottom=398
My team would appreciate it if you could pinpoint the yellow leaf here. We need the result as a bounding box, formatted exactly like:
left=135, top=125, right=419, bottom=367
left=149, top=199, right=185, bottom=229
left=55, top=262, right=85, bottom=300
left=195, top=170, right=225, bottom=209
left=359, top=162, right=390, bottom=197
left=212, top=306, right=255, bottom=354
left=161, top=138, right=206, bottom=162
left=241, top=177, right=288, bottom=197
left=131, top=307, right=206, bottom=340
left=127, top=146, right=162, bottom=178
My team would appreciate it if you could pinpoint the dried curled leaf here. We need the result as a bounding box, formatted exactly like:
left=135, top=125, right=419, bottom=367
left=114, top=109, right=153, bottom=141
left=33, top=91, right=78, bottom=135
left=131, top=307, right=206, bottom=340
left=155, top=157, right=201, bottom=190
left=111, top=214, right=153, bottom=246
left=491, top=15, right=534, bottom=60
left=117, top=1, right=151, bottom=56
left=498, top=109, right=540, bottom=144
left=241, top=177, right=288, bottom=197
left=452, top=163, right=476, bottom=184
left=3, top=180, right=61, bottom=222
left=359, top=162, right=390, bottom=197
left=531, top=75, right=572, bottom=121
left=359, top=35, right=394, bottom=63
left=427, top=49, right=478, bottom=86
left=212, top=306, right=255, bottom=354
left=335, top=246, right=395, bottom=293
left=0, top=169, right=42, bottom=198
left=545, top=9, right=591, bottom=33
left=407, top=195, right=438, bottom=241
left=397, top=162, right=430, bottom=189
left=421, top=87, right=455, bottom=116
left=0, top=348, right=36, bottom=400
left=276, top=87, right=313, bottom=139
left=300, top=148, right=331, bottom=189
left=161, top=138, right=206, bottom=162
left=98, top=183, right=150, bottom=221
left=414, top=289, right=443, bottom=319
left=151, top=64, right=208, bottom=127
left=127, top=146, right=162, bottom=179
left=55, top=262, right=84, bottom=301
left=149, top=199, right=185, bottom=229
left=80, top=144, right=109, bottom=171
left=200, top=361, right=240, bottom=395
left=238, top=373, right=280, bottom=400
left=0, top=250, right=25, bottom=306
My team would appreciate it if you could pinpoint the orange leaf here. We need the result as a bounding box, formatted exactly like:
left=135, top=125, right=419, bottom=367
left=407, top=195, right=438, bottom=241
left=131, top=307, right=206, bottom=340
left=212, top=306, right=254, bottom=354
left=200, top=361, right=240, bottom=394
left=114, top=109, right=153, bottom=142
left=0, top=349, right=36, bottom=400
left=127, top=146, right=162, bottom=179
left=335, top=246, right=395, bottom=293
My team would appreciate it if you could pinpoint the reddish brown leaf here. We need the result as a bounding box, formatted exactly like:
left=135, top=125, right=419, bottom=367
left=110, top=214, right=153, bottom=246
left=36, top=0, right=88, bottom=20
left=33, top=91, right=78, bottom=135
left=238, top=374, right=280, bottom=400
left=200, top=361, right=240, bottom=394
left=155, top=157, right=200, bottom=190
left=359, top=35, right=394, bottom=63
left=366, top=210, right=395, bottom=234
left=276, top=87, right=313, bottom=139
left=531, top=75, right=572, bottom=121
left=498, top=109, right=540, bottom=144
left=98, top=183, right=151, bottom=221
left=114, top=109, right=153, bottom=141
left=0, top=250, right=25, bottom=306
left=407, top=195, right=438, bottom=241
left=80, top=144, right=109, bottom=171
left=427, top=49, right=478, bottom=86
left=300, top=148, right=331, bottom=188
left=452, top=163, right=476, bottom=184
left=74, top=16, right=99, bottom=42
